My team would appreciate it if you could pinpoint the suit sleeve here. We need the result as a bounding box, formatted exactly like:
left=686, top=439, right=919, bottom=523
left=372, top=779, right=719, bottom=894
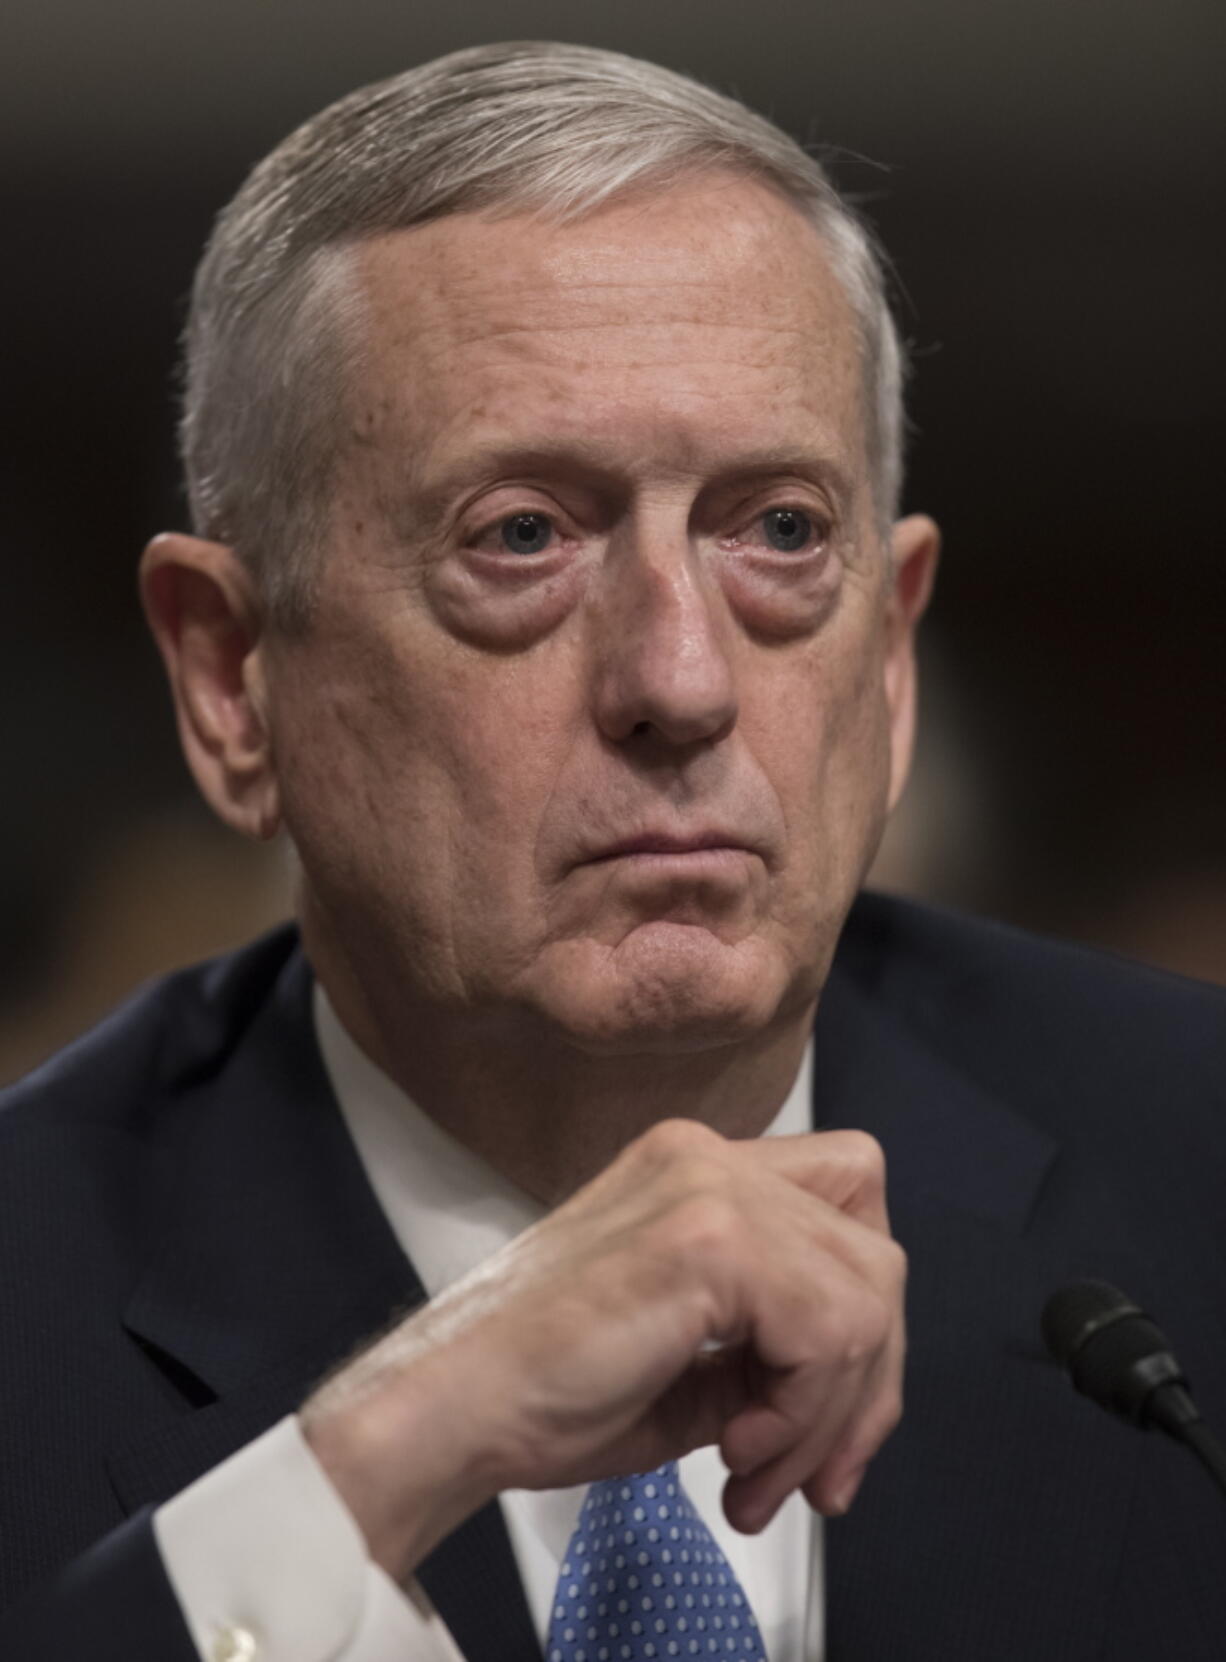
left=0, top=1420, right=462, bottom=1662
left=0, top=1507, right=199, bottom=1661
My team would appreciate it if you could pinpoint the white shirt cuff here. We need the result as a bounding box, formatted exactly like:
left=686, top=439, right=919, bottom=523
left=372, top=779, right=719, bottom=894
left=153, top=1414, right=462, bottom=1662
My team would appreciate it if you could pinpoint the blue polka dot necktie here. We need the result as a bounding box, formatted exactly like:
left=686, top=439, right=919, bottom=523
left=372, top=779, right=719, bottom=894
left=546, top=1461, right=768, bottom=1662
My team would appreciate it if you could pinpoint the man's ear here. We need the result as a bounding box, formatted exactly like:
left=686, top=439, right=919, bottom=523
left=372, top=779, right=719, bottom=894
left=139, top=533, right=281, bottom=840
left=882, top=513, right=941, bottom=813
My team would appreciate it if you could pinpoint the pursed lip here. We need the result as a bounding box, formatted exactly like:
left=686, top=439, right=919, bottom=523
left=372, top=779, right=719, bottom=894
left=583, top=830, right=763, bottom=863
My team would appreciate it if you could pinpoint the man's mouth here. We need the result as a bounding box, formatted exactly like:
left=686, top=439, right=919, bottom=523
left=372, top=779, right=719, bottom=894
left=585, top=831, right=759, bottom=864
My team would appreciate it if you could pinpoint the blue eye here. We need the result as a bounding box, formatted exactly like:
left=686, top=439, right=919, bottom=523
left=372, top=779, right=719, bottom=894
left=762, top=508, right=813, bottom=552
left=500, top=513, right=554, bottom=555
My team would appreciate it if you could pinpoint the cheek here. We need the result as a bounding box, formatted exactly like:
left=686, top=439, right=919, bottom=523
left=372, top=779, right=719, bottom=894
left=755, top=632, right=893, bottom=872
left=271, top=673, right=425, bottom=895
left=278, top=631, right=577, bottom=897
left=427, top=650, right=582, bottom=829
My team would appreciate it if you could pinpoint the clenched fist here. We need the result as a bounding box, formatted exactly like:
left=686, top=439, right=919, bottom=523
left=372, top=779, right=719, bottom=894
left=302, top=1119, right=904, bottom=1583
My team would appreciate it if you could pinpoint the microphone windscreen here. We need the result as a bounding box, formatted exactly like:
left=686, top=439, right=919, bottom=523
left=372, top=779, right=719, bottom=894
left=1041, top=1280, right=1141, bottom=1366
left=1042, top=1280, right=1186, bottom=1425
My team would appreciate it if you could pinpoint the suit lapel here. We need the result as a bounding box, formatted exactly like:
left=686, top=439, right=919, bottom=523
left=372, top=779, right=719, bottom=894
left=814, top=964, right=1146, bottom=1662
left=104, top=920, right=1156, bottom=1661
left=109, top=945, right=540, bottom=1662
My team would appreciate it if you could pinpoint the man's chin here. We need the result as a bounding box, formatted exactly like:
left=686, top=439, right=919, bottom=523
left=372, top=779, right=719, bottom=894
left=523, top=922, right=796, bottom=1056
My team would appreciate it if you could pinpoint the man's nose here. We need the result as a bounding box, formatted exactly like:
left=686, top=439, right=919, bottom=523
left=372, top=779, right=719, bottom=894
left=590, top=529, right=738, bottom=749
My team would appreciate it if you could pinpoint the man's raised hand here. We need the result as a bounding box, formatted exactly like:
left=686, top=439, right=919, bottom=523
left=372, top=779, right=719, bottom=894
left=302, top=1120, right=905, bottom=1582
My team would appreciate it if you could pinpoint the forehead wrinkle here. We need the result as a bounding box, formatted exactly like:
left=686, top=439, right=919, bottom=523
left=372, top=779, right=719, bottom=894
left=356, top=345, right=852, bottom=473
left=352, top=343, right=865, bottom=527
left=374, top=308, right=851, bottom=381
left=377, top=315, right=857, bottom=424
left=343, top=185, right=870, bottom=518
left=354, top=199, right=858, bottom=362
left=427, top=272, right=836, bottom=327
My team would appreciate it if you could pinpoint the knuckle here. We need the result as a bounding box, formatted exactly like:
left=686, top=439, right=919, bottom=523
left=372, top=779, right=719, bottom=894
left=840, top=1128, right=887, bottom=1184
left=833, top=1291, right=890, bottom=1367
left=670, top=1187, right=742, bottom=1257
left=636, top=1116, right=725, bottom=1165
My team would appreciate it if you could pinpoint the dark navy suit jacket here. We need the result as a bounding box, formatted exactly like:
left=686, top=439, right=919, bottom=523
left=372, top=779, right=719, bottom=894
left=1, top=892, right=1225, bottom=1659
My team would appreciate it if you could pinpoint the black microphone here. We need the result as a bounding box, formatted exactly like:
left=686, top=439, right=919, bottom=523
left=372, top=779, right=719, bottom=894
left=1042, top=1280, right=1226, bottom=1501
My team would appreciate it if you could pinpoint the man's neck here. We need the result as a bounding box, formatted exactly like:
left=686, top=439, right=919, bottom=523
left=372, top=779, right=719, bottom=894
left=309, top=935, right=816, bottom=1207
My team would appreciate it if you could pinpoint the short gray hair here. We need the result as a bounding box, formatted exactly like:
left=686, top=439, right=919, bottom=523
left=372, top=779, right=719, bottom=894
left=181, top=40, right=907, bottom=626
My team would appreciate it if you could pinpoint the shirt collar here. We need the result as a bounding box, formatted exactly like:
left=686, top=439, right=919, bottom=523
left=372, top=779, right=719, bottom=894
left=313, top=982, right=813, bottom=1298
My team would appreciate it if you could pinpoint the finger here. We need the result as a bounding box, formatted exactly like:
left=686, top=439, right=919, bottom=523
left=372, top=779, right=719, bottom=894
left=650, top=1343, right=756, bottom=1461
left=760, top=1312, right=904, bottom=1522
left=745, top=1216, right=904, bottom=1375
left=804, top=1332, right=904, bottom=1514
left=738, top=1129, right=891, bottom=1235
left=721, top=1379, right=860, bottom=1533
left=721, top=1362, right=878, bottom=1530
left=720, top=1278, right=904, bottom=1527
left=720, top=1393, right=795, bottom=1478
left=801, top=1460, right=867, bottom=1517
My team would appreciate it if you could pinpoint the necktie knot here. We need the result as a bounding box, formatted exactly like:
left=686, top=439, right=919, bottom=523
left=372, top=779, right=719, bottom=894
left=548, top=1462, right=766, bottom=1661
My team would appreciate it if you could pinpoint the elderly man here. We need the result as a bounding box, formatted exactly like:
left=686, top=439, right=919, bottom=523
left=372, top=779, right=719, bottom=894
left=2, top=40, right=1224, bottom=1662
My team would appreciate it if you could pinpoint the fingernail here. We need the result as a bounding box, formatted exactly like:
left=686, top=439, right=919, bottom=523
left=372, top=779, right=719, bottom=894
left=829, top=1467, right=866, bottom=1515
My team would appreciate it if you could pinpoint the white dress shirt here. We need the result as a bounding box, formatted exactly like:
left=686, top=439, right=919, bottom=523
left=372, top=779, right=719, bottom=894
left=154, top=991, right=824, bottom=1662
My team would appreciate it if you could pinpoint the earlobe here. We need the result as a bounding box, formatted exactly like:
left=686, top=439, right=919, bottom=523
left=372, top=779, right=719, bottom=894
left=139, top=533, right=282, bottom=840
left=883, top=514, right=941, bottom=813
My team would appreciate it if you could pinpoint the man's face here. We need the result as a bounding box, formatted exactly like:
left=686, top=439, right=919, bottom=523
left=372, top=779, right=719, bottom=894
left=263, top=173, right=928, bottom=1056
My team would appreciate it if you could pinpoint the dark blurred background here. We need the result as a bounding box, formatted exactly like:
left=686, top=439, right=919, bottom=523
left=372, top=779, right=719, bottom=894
left=2, top=0, right=1223, bottom=1081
